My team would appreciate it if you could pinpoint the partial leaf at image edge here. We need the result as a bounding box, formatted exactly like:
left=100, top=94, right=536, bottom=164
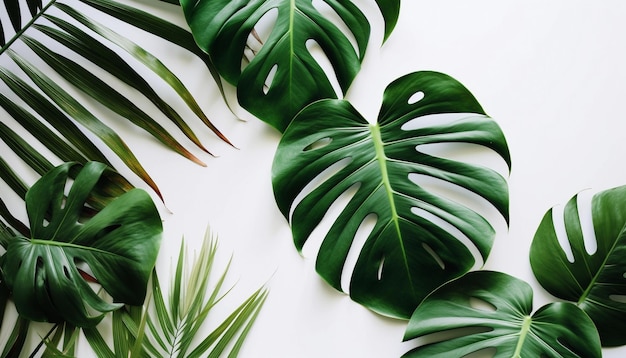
left=374, top=0, right=400, bottom=41
left=0, top=0, right=230, bottom=203
left=180, top=0, right=372, bottom=131
left=272, top=71, right=511, bottom=318
left=402, top=271, right=601, bottom=358
left=1, top=162, right=162, bottom=327
left=530, top=185, right=626, bottom=346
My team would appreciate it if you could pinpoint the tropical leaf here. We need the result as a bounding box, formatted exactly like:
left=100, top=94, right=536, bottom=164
left=1, top=161, right=162, bottom=327
left=81, top=229, right=268, bottom=358
left=180, top=0, right=375, bottom=131
left=0, top=0, right=227, bottom=205
left=402, top=271, right=601, bottom=358
left=272, top=71, right=510, bottom=318
left=530, top=185, right=626, bottom=346
left=374, top=0, right=400, bottom=41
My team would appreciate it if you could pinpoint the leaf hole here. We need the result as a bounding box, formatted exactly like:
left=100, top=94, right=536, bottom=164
left=402, top=112, right=478, bottom=131
left=551, top=204, right=576, bottom=263
left=415, top=141, right=510, bottom=179
left=610, top=295, right=626, bottom=303
left=408, top=326, right=492, bottom=347
left=306, top=39, right=342, bottom=97
left=300, top=183, right=360, bottom=259
left=311, top=0, right=360, bottom=54
left=463, top=348, right=496, bottom=358
left=469, top=296, right=496, bottom=312
left=263, top=64, right=278, bottom=94
left=377, top=256, right=385, bottom=281
left=63, top=265, right=71, bottom=279
left=289, top=157, right=352, bottom=223
left=408, top=91, right=424, bottom=105
left=575, top=190, right=597, bottom=255
left=411, top=205, right=484, bottom=270
left=422, top=243, right=445, bottom=270
left=242, top=8, right=277, bottom=70
left=304, top=137, right=332, bottom=152
left=340, top=213, right=377, bottom=292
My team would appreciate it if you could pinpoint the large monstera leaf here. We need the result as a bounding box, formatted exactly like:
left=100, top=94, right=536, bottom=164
left=530, top=185, right=626, bottom=346
left=272, top=71, right=511, bottom=318
left=1, top=162, right=162, bottom=327
left=402, top=271, right=601, bottom=358
left=181, top=0, right=396, bottom=131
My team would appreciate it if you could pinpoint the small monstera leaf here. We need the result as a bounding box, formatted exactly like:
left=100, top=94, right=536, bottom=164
left=180, top=0, right=374, bottom=131
left=530, top=185, right=626, bottom=346
left=402, top=271, right=601, bottom=358
left=1, top=162, right=162, bottom=327
left=272, top=71, right=511, bottom=318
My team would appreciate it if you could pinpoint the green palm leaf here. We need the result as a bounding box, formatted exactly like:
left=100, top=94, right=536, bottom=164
left=180, top=0, right=375, bottom=132
left=272, top=71, right=510, bottom=318
left=0, top=0, right=227, bottom=208
left=79, top=229, right=268, bottom=358
left=1, top=161, right=162, bottom=327
left=530, top=185, right=626, bottom=346
left=403, top=271, right=601, bottom=358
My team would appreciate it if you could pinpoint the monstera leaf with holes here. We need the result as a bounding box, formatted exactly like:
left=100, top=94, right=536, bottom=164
left=402, top=271, right=602, bottom=357
left=1, top=162, right=162, bottom=327
left=181, top=0, right=399, bottom=131
left=272, top=71, right=511, bottom=318
left=530, top=185, right=626, bottom=347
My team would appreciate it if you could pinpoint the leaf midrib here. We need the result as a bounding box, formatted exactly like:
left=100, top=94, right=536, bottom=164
left=288, top=0, right=295, bottom=109
left=369, top=123, right=413, bottom=288
left=30, top=238, right=124, bottom=258
left=577, top=222, right=626, bottom=305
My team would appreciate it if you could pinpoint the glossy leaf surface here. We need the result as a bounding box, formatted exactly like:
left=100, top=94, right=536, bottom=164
left=403, top=271, right=601, bottom=358
left=272, top=71, right=510, bottom=318
left=0, top=0, right=226, bottom=203
left=1, top=162, right=162, bottom=327
left=530, top=185, right=626, bottom=346
left=181, top=0, right=371, bottom=131
left=374, top=0, right=400, bottom=41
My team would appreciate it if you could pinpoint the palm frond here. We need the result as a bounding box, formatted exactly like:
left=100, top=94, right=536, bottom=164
left=82, top=229, right=269, bottom=358
left=0, top=0, right=228, bottom=224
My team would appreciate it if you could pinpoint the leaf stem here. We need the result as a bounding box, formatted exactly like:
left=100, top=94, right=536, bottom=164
left=0, top=0, right=57, bottom=56
left=513, top=316, right=532, bottom=358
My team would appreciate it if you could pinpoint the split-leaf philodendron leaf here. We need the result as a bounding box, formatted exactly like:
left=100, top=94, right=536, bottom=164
left=181, top=0, right=396, bottom=131
left=402, top=271, right=602, bottom=358
left=272, top=71, right=511, bottom=318
left=1, top=162, right=162, bottom=327
left=530, top=185, right=626, bottom=347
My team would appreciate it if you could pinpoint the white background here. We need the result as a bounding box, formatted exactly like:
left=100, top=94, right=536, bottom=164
left=3, top=0, right=626, bottom=357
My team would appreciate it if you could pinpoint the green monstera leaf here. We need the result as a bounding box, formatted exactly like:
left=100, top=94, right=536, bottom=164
left=402, top=271, right=602, bottom=358
left=181, top=0, right=399, bottom=131
left=272, top=71, right=511, bottom=318
left=1, top=162, right=162, bottom=327
left=530, top=185, right=626, bottom=346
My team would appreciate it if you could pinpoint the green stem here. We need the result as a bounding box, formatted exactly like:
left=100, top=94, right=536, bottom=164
left=513, top=316, right=532, bottom=358
left=0, top=0, right=58, bottom=56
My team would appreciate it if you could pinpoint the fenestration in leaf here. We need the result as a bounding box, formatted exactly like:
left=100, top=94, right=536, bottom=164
left=1, top=162, right=162, bottom=327
left=180, top=0, right=371, bottom=131
left=530, top=185, right=626, bottom=346
left=272, top=71, right=511, bottom=318
left=402, top=271, right=601, bottom=358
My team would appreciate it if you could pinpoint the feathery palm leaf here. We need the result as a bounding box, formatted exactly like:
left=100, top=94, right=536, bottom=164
left=78, top=229, right=268, bottom=358
left=0, top=0, right=227, bottom=213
